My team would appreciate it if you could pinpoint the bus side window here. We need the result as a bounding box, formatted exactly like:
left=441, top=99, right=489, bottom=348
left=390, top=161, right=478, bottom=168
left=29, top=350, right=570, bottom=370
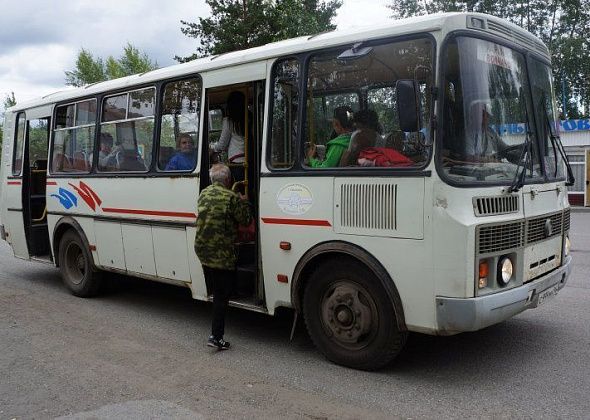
left=51, top=100, right=95, bottom=174
left=99, top=89, right=155, bottom=173
left=158, top=78, right=201, bottom=172
left=269, top=58, right=299, bottom=170
left=12, top=113, right=26, bottom=176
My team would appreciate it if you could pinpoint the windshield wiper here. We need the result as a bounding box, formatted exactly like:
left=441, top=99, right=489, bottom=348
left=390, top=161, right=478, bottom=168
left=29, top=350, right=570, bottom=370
left=508, top=92, right=534, bottom=192
left=541, top=99, right=575, bottom=186
left=508, top=130, right=531, bottom=192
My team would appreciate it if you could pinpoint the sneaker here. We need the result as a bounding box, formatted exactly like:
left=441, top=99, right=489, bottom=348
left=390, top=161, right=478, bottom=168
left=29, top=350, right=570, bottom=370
left=207, top=336, right=231, bottom=350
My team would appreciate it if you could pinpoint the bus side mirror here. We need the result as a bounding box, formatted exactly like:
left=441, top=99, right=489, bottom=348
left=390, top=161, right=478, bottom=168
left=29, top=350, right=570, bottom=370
left=396, top=80, right=421, bottom=133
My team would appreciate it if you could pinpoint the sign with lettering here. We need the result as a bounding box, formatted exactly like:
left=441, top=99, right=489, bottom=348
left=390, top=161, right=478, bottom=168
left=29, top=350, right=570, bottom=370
left=492, top=119, right=590, bottom=136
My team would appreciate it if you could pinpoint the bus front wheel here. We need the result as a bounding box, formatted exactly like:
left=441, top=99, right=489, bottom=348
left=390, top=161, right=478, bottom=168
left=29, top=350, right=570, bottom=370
left=303, top=259, right=407, bottom=370
left=58, top=230, right=102, bottom=297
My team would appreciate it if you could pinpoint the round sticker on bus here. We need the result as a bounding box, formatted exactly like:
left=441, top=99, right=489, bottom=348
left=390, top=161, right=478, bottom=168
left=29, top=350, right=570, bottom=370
left=276, top=183, right=313, bottom=215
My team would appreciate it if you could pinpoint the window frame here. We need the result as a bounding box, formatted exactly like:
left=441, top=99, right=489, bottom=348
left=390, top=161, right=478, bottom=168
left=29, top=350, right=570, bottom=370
left=50, top=98, right=97, bottom=175
left=266, top=56, right=301, bottom=171
left=12, top=112, right=26, bottom=176
left=155, top=75, right=203, bottom=173
left=265, top=32, right=437, bottom=176
left=98, top=86, right=157, bottom=174
left=435, top=30, right=548, bottom=189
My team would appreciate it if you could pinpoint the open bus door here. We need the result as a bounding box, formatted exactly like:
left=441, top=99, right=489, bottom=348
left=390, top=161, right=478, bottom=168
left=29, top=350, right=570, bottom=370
left=1, top=108, right=52, bottom=260
left=201, top=77, right=266, bottom=308
left=2, top=111, right=29, bottom=259
left=23, top=117, right=51, bottom=259
left=586, top=148, right=590, bottom=207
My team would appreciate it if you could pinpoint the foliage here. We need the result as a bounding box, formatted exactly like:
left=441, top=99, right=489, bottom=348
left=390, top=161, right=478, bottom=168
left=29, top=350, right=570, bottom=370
left=386, top=0, right=590, bottom=117
left=0, top=92, right=17, bottom=150
left=176, top=0, right=342, bottom=62
left=65, top=43, right=158, bottom=87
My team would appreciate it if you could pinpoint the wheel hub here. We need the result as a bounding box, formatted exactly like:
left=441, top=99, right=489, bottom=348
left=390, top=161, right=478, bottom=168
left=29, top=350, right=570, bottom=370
left=321, top=283, right=374, bottom=345
left=65, top=243, right=85, bottom=286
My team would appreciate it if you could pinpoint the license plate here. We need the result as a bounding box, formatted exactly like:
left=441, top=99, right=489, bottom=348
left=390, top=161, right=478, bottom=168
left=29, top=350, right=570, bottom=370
left=537, top=285, right=560, bottom=306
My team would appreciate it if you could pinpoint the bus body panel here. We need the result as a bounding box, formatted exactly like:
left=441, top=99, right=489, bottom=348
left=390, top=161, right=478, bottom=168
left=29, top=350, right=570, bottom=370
left=47, top=176, right=200, bottom=284
left=259, top=175, right=437, bottom=330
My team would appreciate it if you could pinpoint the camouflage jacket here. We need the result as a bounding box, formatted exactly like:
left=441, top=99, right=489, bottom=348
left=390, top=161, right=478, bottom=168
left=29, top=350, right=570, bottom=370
left=194, top=182, right=252, bottom=270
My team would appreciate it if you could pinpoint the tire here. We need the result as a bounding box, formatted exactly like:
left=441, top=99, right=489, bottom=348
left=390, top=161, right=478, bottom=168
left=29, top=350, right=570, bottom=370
left=58, top=230, right=102, bottom=297
left=303, top=258, right=407, bottom=370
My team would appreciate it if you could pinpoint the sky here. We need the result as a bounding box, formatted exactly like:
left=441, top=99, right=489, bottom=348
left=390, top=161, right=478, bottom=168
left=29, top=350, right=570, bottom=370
left=0, top=0, right=392, bottom=112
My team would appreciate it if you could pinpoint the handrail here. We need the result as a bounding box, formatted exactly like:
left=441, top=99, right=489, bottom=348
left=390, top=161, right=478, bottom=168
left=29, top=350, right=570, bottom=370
left=32, top=206, right=47, bottom=223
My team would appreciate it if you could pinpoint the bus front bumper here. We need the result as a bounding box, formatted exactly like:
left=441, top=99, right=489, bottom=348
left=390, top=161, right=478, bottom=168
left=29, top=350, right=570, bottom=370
left=435, top=256, right=572, bottom=335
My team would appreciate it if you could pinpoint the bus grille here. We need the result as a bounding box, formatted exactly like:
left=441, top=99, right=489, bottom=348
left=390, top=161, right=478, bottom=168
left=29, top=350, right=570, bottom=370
left=527, top=213, right=562, bottom=243
left=339, top=183, right=397, bottom=230
left=477, top=221, right=524, bottom=254
left=477, top=210, right=569, bottom=255
left=474, top=195, right=519, bottom=216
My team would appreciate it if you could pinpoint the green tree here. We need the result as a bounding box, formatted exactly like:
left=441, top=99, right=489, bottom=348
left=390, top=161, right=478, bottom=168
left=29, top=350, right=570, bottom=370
left=176, top=0, right=342, bottom=62
left=387, top=0, right=590, bottom=117
left=0, top=92, right=17, bottom=150
left=65, top=43, right=158, bottom=87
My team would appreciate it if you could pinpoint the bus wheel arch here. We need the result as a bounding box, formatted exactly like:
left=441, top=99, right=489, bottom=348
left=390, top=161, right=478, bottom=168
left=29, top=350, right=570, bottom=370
left=52, top=217, right=95, bottom=269
left=292, top=242, right=408, bottom=370
left=53, top=217, right=102, bottom=297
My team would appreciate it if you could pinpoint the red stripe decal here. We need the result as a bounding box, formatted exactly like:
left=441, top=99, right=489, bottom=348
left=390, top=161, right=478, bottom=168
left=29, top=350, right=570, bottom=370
left=102, top=207, right=197, bottom=218
left=69, top=182, right=101, bottom=211
left=261, top=217, right=331, bottom=227
left=7, top=181, right=21, bottom=185
left=46, top=181, right=57, bottom=186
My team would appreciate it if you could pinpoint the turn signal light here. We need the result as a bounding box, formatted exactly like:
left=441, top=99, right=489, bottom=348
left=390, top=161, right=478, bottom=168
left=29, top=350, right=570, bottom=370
left=478, top=260, right=489, bottom=289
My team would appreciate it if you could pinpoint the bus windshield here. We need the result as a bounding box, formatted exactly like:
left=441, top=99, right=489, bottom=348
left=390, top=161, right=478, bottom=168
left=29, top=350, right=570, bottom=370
left=440, top=37, right=542, bottom=184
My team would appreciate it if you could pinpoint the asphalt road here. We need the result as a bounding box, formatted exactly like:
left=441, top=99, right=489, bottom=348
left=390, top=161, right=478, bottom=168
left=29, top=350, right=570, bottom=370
left=1, top=212, right=589, bottom=419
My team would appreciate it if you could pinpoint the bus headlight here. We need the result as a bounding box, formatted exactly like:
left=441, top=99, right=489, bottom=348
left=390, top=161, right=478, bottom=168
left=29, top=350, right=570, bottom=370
left=498, top=257, right=513, bottom=286
left=565, top=236, right=571, bottom=256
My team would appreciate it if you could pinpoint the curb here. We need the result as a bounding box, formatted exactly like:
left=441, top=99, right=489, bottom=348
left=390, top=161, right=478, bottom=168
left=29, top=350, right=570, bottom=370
left=570, top=206, right=590, bottom=213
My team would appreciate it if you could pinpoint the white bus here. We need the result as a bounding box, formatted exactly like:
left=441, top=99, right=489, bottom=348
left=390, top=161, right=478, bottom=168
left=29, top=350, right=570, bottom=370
left=0, top=13, right=574, bottom=370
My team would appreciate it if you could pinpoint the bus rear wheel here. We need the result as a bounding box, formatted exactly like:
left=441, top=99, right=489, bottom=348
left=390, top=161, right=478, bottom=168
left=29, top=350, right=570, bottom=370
left=58, top=230, right=101, bottom=297
left=303, top=259, right=407, bottom=370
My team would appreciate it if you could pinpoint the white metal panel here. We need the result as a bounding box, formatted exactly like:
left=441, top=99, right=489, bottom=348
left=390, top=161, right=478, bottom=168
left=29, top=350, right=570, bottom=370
left=94, top=221, right=125, bottom=270
left=3, top=211, right=28, bottom=258
left=334, top=178, right=424, bottom=239
left=122, top=224, right=156, bottom=276
left=521, top=184, right=567, bottom=218
left=152, top=226, right=191, bottom=282
left=202, top=61, right=267, bottom=88
left=259, top=175, right=435, bottom=331
left=524, top=236, right=562, bottom=281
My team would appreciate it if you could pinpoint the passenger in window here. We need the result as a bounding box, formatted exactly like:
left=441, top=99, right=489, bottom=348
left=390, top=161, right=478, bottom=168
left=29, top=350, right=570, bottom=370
left=210, top=91, right=248, bottom=180
left=307, top=106, right=354, bottom=168
left=166, top=133, right=196, bottom=171
left=340, top=109, right=382, bottom=166
left=119, top=148, right=147, bottom=171
left=95, top=133, right=120, bottom=171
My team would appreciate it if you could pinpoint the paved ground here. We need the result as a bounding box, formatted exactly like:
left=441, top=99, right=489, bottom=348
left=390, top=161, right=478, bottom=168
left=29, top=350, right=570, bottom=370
left=0, top=212, right=589, bottom=419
